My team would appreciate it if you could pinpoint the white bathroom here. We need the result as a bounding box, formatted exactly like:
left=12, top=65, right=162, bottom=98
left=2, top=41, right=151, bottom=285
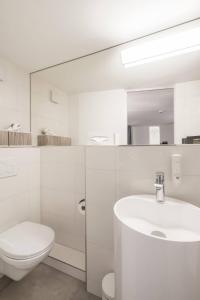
left=0, top=1, right=200, bottom=300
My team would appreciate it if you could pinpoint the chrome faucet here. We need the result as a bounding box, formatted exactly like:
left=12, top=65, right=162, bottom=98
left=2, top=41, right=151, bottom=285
left=154, top=172, right=165, bottom=202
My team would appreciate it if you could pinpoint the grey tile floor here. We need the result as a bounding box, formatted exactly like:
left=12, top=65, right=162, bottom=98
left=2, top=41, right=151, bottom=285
left=0, top=264, right=100, bottom=300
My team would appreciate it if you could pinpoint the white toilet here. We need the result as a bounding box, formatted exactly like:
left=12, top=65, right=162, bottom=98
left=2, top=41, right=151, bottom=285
left=0, top=221, right=55, bottom=281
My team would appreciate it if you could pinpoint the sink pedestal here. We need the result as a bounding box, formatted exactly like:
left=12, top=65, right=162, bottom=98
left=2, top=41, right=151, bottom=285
left=114, top=195, right=200, bottom=300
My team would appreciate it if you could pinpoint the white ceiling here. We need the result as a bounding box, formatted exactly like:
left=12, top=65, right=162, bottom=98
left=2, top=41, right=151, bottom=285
left=33, top=35, right=200, bottom=93
left=127, top=89, right=174, bottom=126
left=0, top=0, right=200, bottom=71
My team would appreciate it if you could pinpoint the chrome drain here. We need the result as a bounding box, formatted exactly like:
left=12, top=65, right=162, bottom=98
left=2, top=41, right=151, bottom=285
left=151, top=230, right=166, bottom=238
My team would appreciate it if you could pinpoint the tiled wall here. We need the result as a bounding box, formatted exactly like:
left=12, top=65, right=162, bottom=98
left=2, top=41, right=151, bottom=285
left=0, top=148, right=40, bottom=233
left=40, top=146, right=85, bottom=252
left=86, top=145, right=200, bottom=297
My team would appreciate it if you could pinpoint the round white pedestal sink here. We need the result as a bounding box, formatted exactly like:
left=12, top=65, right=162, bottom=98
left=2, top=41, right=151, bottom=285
left=114, top=195, right=200, bottom=300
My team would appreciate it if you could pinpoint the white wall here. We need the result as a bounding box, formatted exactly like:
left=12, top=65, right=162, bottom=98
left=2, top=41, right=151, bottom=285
left=131, top=124, right=174, bottom=145
left=31, top=75, right=70, bottom=144
left=69, top=90, right=127, bottom=145
left=86, top=145, right=200, bottom=297
left=31, top=85, right=128, bottom=146
left=86, top=147, right=116, bottom=295
left=0, top=56, right=30, bottom=132
left=160, top=123, right=174, bottom=144
left=40, top=147, right=85, bottom=252
left=131, top=126, right=149, bottom=144
left=174, top=80, right=200, bottom=144
left=0, top=148, right=40, bottom=233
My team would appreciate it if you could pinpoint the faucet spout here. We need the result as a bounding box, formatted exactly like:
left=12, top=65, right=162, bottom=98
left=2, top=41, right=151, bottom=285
left=154, top=172, right=165, bottom=202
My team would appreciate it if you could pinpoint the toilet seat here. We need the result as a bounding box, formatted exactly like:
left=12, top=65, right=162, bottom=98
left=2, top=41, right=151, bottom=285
left=0, top=222, right=55, bottom=260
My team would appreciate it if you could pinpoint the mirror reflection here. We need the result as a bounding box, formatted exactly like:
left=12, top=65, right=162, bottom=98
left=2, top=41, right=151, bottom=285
left=127, top=89, right=174, bottom=145
left=31, top=20, right=200, bottom=145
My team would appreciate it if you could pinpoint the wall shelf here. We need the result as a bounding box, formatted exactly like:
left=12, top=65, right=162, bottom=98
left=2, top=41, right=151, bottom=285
left=38, top=135, right=71, bottom=146
left=0, top=131, right=8, bottom=146
left=8, top=132, right=32, bottom=146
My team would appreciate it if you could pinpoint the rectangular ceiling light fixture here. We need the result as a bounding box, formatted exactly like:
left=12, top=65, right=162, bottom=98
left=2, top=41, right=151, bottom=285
left=121, top=23, right=200, bottom=68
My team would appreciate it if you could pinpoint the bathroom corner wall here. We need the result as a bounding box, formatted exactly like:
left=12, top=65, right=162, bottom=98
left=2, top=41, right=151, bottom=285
left=40, top=146, right=85, bottom=252
left=0, top=148, right=40, bottom=233
left=86, top=145, right=200, bottom=297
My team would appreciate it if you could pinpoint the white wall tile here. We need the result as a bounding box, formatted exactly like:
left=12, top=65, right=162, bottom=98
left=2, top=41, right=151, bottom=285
left=29, top=187, right=41, bottom=223
left=86, top=169, right=116, bottom=250
left=86, top=146, right=117, bottom=170
left=41, top=163, right=75, bottom=191
left=40, top=146, right=85, bottom=166
left=87, top=242, right=114, bottom=297
left=0, top=148, right=40, bottom=233
left=40, top=146, right=85, bottom=252
left=86, top=147, right=117, bottom=296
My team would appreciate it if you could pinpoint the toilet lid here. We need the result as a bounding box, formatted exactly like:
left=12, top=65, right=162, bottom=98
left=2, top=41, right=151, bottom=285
left=0, top=222, right=55, bottom=260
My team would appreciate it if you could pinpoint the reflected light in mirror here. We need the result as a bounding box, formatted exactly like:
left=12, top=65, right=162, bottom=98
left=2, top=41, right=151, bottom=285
left=149, top=126, right=160, bottom=145
left=121, top=24, right=200, bottom=67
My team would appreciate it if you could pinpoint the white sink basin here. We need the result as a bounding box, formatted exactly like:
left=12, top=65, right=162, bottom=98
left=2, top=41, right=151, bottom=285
left=114, top=194, right=200, bottom=242
left=114, top=195, right=200, bottom=300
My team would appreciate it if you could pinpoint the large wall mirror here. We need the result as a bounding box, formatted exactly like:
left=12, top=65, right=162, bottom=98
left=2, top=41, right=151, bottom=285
left=31, top=19, right=200, bottom=145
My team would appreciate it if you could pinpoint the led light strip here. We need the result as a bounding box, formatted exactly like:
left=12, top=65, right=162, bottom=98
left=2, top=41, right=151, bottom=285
left=121, top=25, right=200, bottom=67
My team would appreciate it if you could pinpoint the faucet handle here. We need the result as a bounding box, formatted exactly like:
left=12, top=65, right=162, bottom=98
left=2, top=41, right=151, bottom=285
left=155, top=171, right=164, bottom=184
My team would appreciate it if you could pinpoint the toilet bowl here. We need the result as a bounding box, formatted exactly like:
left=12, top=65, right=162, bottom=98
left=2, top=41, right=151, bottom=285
left=0, top=221, right=55, bottom=281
